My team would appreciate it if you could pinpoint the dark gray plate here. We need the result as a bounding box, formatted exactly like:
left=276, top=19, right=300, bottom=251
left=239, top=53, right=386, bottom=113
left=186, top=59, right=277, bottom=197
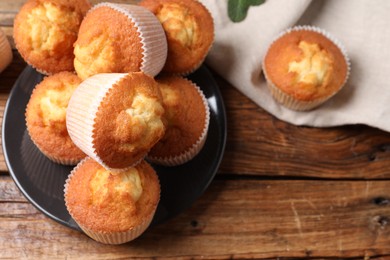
left=2, top=65, right=226, bottom=231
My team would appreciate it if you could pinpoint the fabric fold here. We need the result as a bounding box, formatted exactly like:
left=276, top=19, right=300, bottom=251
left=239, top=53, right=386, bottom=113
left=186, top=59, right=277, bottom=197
left=201, top=0, right=390, bottom=132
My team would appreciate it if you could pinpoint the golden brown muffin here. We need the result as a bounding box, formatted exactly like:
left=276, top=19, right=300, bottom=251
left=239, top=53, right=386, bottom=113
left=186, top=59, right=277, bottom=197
left=0, top=28, right=12, bottom=73
left=147, top=75, right=209, bottom=166
left=73, top=3, right=167, bottom=80
left=66, top=72, right=166, bottom=172
left=64, top=158, right=160, bottom=244
left=263, top=26, right=350, bottom=111
left=14, top=0, right=91, bottom=74
left=139, top=0, right=214, bottom=75
left=25, top=71, right=86, bottom=165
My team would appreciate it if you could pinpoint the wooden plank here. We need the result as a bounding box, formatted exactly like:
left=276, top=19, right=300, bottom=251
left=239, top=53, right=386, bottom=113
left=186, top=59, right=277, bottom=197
left=1, top=0, right=390, bottom=180
left=0, top=177, right=390, bottom=259
left=0, top=2, right=24, bottom=13
left=1, top=56, right=390, bottom=179
left=0, top=11, right=16, bottom=27
left=215, top=76, right=390, bottom=179
left=0, top=176, right=25, bottom=201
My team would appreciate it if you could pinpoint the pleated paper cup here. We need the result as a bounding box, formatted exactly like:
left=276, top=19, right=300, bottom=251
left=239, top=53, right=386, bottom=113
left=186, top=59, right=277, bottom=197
left=64, top=157, right=160, bottom=245
left=90, top=3, right=167, bottom=77
left=139, top=0, right=214, bottom=75
left=0, top=28, right=12, bottom=73
left=66, top=72, right=166, bottom=173
left=66, top=73, right=128, bottom=172
left=262, top=25, right=351, bottom=111
left=78, top=212, right=155, bottom=245
left=147, top=79, right=210, bottom=166
left=25, top=72, right=86, bottom=165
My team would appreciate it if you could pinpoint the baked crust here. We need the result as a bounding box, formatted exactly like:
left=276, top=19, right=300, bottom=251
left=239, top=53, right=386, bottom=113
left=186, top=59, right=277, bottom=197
left=65, top=158, right=160, bottom=232
left=25, top=71, right=85, bottom=164
left=14, top=0, right=90, bottom=74
left=93, top=73, right=166, bottom=169
left=139, top=0, right=214, bottom=74
left=74, top=5, right=144, bottom=80
left=264, top=30, right=348, bottom=101
left=149, top=75, right=206, bottom=158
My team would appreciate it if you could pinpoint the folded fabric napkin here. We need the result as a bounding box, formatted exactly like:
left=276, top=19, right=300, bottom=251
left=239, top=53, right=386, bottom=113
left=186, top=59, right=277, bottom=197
left=200, top=0, right=390, bottom=132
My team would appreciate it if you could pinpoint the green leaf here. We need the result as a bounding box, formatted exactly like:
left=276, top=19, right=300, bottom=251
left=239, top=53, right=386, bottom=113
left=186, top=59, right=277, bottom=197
left=228, top=0, right=266, bottom=23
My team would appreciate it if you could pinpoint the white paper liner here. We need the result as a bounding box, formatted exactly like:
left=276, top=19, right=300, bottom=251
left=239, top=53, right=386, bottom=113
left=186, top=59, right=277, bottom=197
left=91, top=3, right=167, bottom=77
left=162, top=0, right=214, bottom=76
left=79, top=212, right=154, bottom=245
left=262, top=25, right=351, bottom=111
left=28, top=138, right=83, bottom=165
left=66, top=73, right=134, bottom=172
left=64, top=157, right=159, bottom=245
left=25, top=88, right=85, bottom=165
left=176, top=40, right=214, bottom=76
left=147, top=80, right=210, bottom=166
left=25, top=123, right=83, bottom=165
left=0, top=28, right=13, bottom=73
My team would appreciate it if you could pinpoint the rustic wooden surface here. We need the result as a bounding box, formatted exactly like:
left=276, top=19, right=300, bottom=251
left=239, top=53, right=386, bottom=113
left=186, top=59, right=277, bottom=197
left=1, top=0, right=390, bottom=259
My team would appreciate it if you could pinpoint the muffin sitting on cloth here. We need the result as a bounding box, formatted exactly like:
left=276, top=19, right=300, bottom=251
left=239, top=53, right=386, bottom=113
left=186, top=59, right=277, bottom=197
left=13, top=0, right=91, bottom=74
left=139, top=0, right=214, bottom=75
left=263, top=26, right=350, bottom=111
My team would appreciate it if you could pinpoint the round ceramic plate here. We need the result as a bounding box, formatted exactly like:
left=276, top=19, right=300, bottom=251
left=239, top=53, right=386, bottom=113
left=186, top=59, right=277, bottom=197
left=2, top=65, right=226, bottom=231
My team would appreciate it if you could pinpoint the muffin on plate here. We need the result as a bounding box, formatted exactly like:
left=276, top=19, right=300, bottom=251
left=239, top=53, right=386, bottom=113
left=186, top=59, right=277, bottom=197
left=0, top=28, right=13, bottom=73
left=13, top=0, right=91, bottom=75
left=25, top=71, right=86, bottom=165
left=139, top=0, right=214, bottom=75
left=147, top=75, right=209, bottom=166
left=73, top=3, right=167, bottom=80
left=64, top=157, right=160, bottom=244
left=66, top=72, right=166, bottom=172
left=263, top=25, right=350, bottom=111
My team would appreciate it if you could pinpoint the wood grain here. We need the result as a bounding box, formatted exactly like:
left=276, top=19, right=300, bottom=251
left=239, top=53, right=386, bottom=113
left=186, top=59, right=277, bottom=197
left=1, top=176, right=390, bottom=259
left=2, top=0, right=390, bottom=179
left=2, top=54, right=390, bottom=179
left=2, top=1, right=390, bottom=259
left=219, top=76, right=390, bottom=179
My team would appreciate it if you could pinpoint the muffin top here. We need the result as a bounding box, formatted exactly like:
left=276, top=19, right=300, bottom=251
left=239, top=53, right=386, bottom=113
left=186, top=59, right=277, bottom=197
left=94, top=73, right=165, bottom=169
left=148, top=75, right=208, bottom=159
left=14, top=0, right=91, bottom=74
left=65, top=158, right=160, bottom=233
left=263, top=29, right=348, bottom=101
left=25, top=71, right=85, bottom=162
left=74, top=5, right=144, bottom=80
left=139, top=0, right=214, bottom=74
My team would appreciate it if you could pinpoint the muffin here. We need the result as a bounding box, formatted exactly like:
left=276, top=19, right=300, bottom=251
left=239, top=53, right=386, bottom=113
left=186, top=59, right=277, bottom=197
left=263, top=26, right=350, bottom=111
left=147, top=75, right=209, bottom=166
left=13, top=0, right=91, bottom=75
left=0, top=28, right=13, bottom=73
left=66, top=72, right=166, bottom=172
left=73, top=3, right=167, bottom=80
left=139, top=0, right=214, bottom=75
left=25, top=71, right=86, bottom=165
left=64, top=157, right=160, bottom=244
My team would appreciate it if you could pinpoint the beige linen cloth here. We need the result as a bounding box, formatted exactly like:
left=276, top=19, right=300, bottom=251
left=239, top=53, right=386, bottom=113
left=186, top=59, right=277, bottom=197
left=199, top=0, right=390, bottom=132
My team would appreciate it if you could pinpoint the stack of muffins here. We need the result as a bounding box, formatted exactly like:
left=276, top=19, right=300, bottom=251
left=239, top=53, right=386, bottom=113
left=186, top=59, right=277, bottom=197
left=15, top=0, right=214, bottom=244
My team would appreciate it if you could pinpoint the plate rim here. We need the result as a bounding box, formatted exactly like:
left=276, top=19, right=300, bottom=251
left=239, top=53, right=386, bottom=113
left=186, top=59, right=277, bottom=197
left=2, top=65, right=227, bottom=230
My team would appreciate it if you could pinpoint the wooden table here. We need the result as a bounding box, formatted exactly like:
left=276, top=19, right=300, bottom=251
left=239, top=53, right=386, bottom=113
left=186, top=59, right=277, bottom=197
left=1, top=1, right=390, bottom=259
